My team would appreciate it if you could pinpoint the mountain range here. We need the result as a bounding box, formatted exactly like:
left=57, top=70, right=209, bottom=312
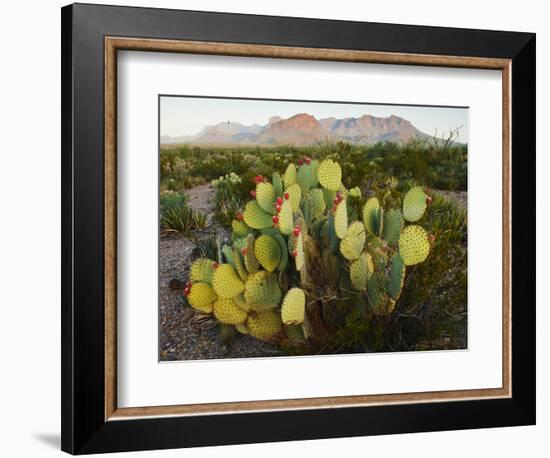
left=161, top=113, right=431, bottom=146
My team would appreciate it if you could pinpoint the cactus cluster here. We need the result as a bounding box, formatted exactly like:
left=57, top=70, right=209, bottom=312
left=183, top=159, right=433, bottom=348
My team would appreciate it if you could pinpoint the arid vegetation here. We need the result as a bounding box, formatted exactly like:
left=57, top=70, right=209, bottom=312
left=159, top=138, right=467, bottom=360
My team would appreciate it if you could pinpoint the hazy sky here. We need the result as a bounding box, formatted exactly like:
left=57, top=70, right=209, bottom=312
left=160, top=96, right=468, bottom=143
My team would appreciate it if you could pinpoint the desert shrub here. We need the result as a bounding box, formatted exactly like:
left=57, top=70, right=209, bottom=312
left=160, top=134, right=467, bottom=194
left=160, top=191, right=207, bottom=233
left=192, top=236, right=219, bottom=260
left=211, top=172, right=247, bottom=228
left=160, top=191, right=188, bottom=214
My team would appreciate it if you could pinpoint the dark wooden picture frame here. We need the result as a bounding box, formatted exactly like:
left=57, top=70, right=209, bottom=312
left=62, top=3, right=536, bottom=454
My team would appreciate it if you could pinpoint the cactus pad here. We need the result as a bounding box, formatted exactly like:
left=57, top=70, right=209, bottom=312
left=283, top=163, right=298, bottom=188
left=233, top=292, right=250, bottom=312
left=298, top=163, right=315, bottom=194
left=349, top=186, right=361, bottom=198
left=242, top=234, right=259, bottom=274
left=377, top=207, right=384, bottom=237
left=187, top=282, right=217, bottom=313
left=281, top=288, right=306, bottom=325
left=285, top=324, right=306, bottom=343
left=363, top=197, right=380, bottom=235
left=212, top=264, right=245, bottom=298
left=311, top=160, right=320, bottom=185
left=222, top=244, right=235, bottom=267
left=247, top=310, right=282, bottom=340
left=232, top=236, right=247, bottom=251
left=190, top=258, right=215, bottom=284
left=388, top=254, right=406, bottom=300
left=322, top=188, right=336, bottom=209
left=350, top=252, right=374, bottom=291
left=255, top=182, right=277, bottom=214
left=235, top=323, right=248, bottom=334
left=244, top=271, right=282, bottom=312
left=262, top=228, right=288, bottom=271
left=307, top=188, right=326, bottom=219
left=289, top=231, right=305, bottom=271
left=317, top=159, right=342, bottom=191
left=383, top=208, right=404, bottom=244
left=243, top=200, right=273, bottom=229
left=232, top=248, right=248, bottom=281
left=403, top=186, right=428, bottom=222
left=334, top=201, right=348, bottom=239
left=286, top=183, right=302, bottom=212
left=272, top=172, right=283, bottom=197
left=367, top=274, right=395, bottom=315
left=232, top=219, right=251, bottom=238
left=340, top=221, right=366, bottom=260
left=254, top=235, right=282, bottom=273
left=278, top=199, right=294, bottom=234
left=213, top=297, right=248, bottom=325
left=326, top=213, right=339, bottom=253
left=399, top=225, right=430, bottom=266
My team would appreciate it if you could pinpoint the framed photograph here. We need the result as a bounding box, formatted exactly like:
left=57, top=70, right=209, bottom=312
left=61, top=3, right=536, bottom=454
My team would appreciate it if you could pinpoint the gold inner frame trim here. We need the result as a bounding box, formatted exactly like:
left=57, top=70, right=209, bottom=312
left=104, top=36, right=512, bottom=421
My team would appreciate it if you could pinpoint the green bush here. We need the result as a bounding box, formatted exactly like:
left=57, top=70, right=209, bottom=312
left=160, top=191, right=207, bottom=233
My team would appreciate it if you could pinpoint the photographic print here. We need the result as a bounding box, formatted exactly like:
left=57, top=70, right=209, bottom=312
left=159, top=96, right=468, bottom=361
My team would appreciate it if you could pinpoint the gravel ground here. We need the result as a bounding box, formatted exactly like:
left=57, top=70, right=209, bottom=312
left=159, top=184, right=282, bottom=362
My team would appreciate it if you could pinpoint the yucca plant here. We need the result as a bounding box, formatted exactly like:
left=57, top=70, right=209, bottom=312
left=160, top=191, right=208, bottom=234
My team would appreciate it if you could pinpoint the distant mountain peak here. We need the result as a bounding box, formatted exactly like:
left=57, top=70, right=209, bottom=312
left=161, top=112, right=430, bottom=146
left=270, top=113, right=319, bottom=130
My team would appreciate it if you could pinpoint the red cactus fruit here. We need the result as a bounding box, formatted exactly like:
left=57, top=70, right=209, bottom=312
left=250, top=190, right=256, bottom=198
left=292, top=249, right=298, bottom=258
left=241, top=248, right=247, bottom=256
left=275, top=204, right=282, bottom=213
left=183, top=285, right=191, bottom=296
left=284, top=192, right=289, bottom=200
left=297, top=158, right=304, bottom=166
left=212, top=262, right=219, bottom=269
left=276, top=197, right=283, bottom=205
left=293, top=226, right=301, bottom=237
left=235, top=212, right=243, bottom=221
left=304, top=156, right=311, bottom=165
left=272, top=215, right=279, bottom=224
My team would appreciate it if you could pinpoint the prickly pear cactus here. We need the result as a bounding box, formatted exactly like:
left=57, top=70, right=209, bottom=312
left=190, top=258, right=215, bottom=284
left=213, top=297, right=248, bottom=325
left=183, top=156, right=433, bottom=350
left=212, top=264, right=245, bottom=298
left=243, top=200, right=273, bottom=229
left=403, top=186, right=428, bottom=222
left=399, top=225, right=430, bottom=266
left=248, top=310, right=282, bottom=340
left=281, top=288, right=306, bottom=325
left=317, top=159, right=342, bottom=191
left=254, top=235, right=281, bottom=273
left=187, top=282, right=217, bottom=313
